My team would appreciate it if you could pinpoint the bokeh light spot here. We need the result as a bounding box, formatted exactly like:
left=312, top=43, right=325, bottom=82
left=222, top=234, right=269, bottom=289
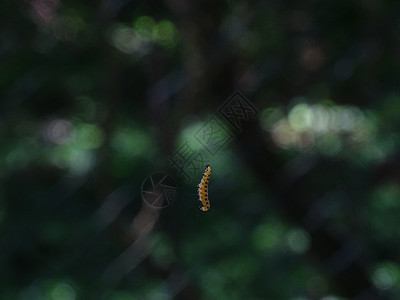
left=110, top=25, right=142, bottom=54
left=75, top=123, right=105, bottom=150
left=252, top=221, right=285, bottom=252
left=371, top=262, right=400, bottom=290
left=43, top=119, right=73, bottom=145
left=111, top=128, right=153, bottom=158
left=288, top=103, right=313, bottom=131
left=154, top=20, right=177, bottom=48
left=287, top=228, right=311, bottom=254
left=51, top=282, right=76, bottom=300
left=134, top=16, right=156, bottom=42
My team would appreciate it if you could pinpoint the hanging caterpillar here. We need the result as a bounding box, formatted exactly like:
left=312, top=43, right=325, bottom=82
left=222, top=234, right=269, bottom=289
left=198, top=164, right=211, bottom=212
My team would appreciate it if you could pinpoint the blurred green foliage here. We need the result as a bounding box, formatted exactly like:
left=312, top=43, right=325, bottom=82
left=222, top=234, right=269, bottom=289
left=1, top=0, right=400, bottom=299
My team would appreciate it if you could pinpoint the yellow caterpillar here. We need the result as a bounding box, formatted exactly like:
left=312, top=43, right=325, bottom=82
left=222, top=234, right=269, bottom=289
left=198, top=165, right=211, bottom=212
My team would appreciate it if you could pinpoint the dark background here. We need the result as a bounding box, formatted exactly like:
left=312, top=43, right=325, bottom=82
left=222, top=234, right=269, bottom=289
left=1, top=0, right=400, bottom=299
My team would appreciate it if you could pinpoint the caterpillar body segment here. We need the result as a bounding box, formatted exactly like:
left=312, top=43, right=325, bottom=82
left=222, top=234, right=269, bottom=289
left=197, top=165, right=211, bottom=212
